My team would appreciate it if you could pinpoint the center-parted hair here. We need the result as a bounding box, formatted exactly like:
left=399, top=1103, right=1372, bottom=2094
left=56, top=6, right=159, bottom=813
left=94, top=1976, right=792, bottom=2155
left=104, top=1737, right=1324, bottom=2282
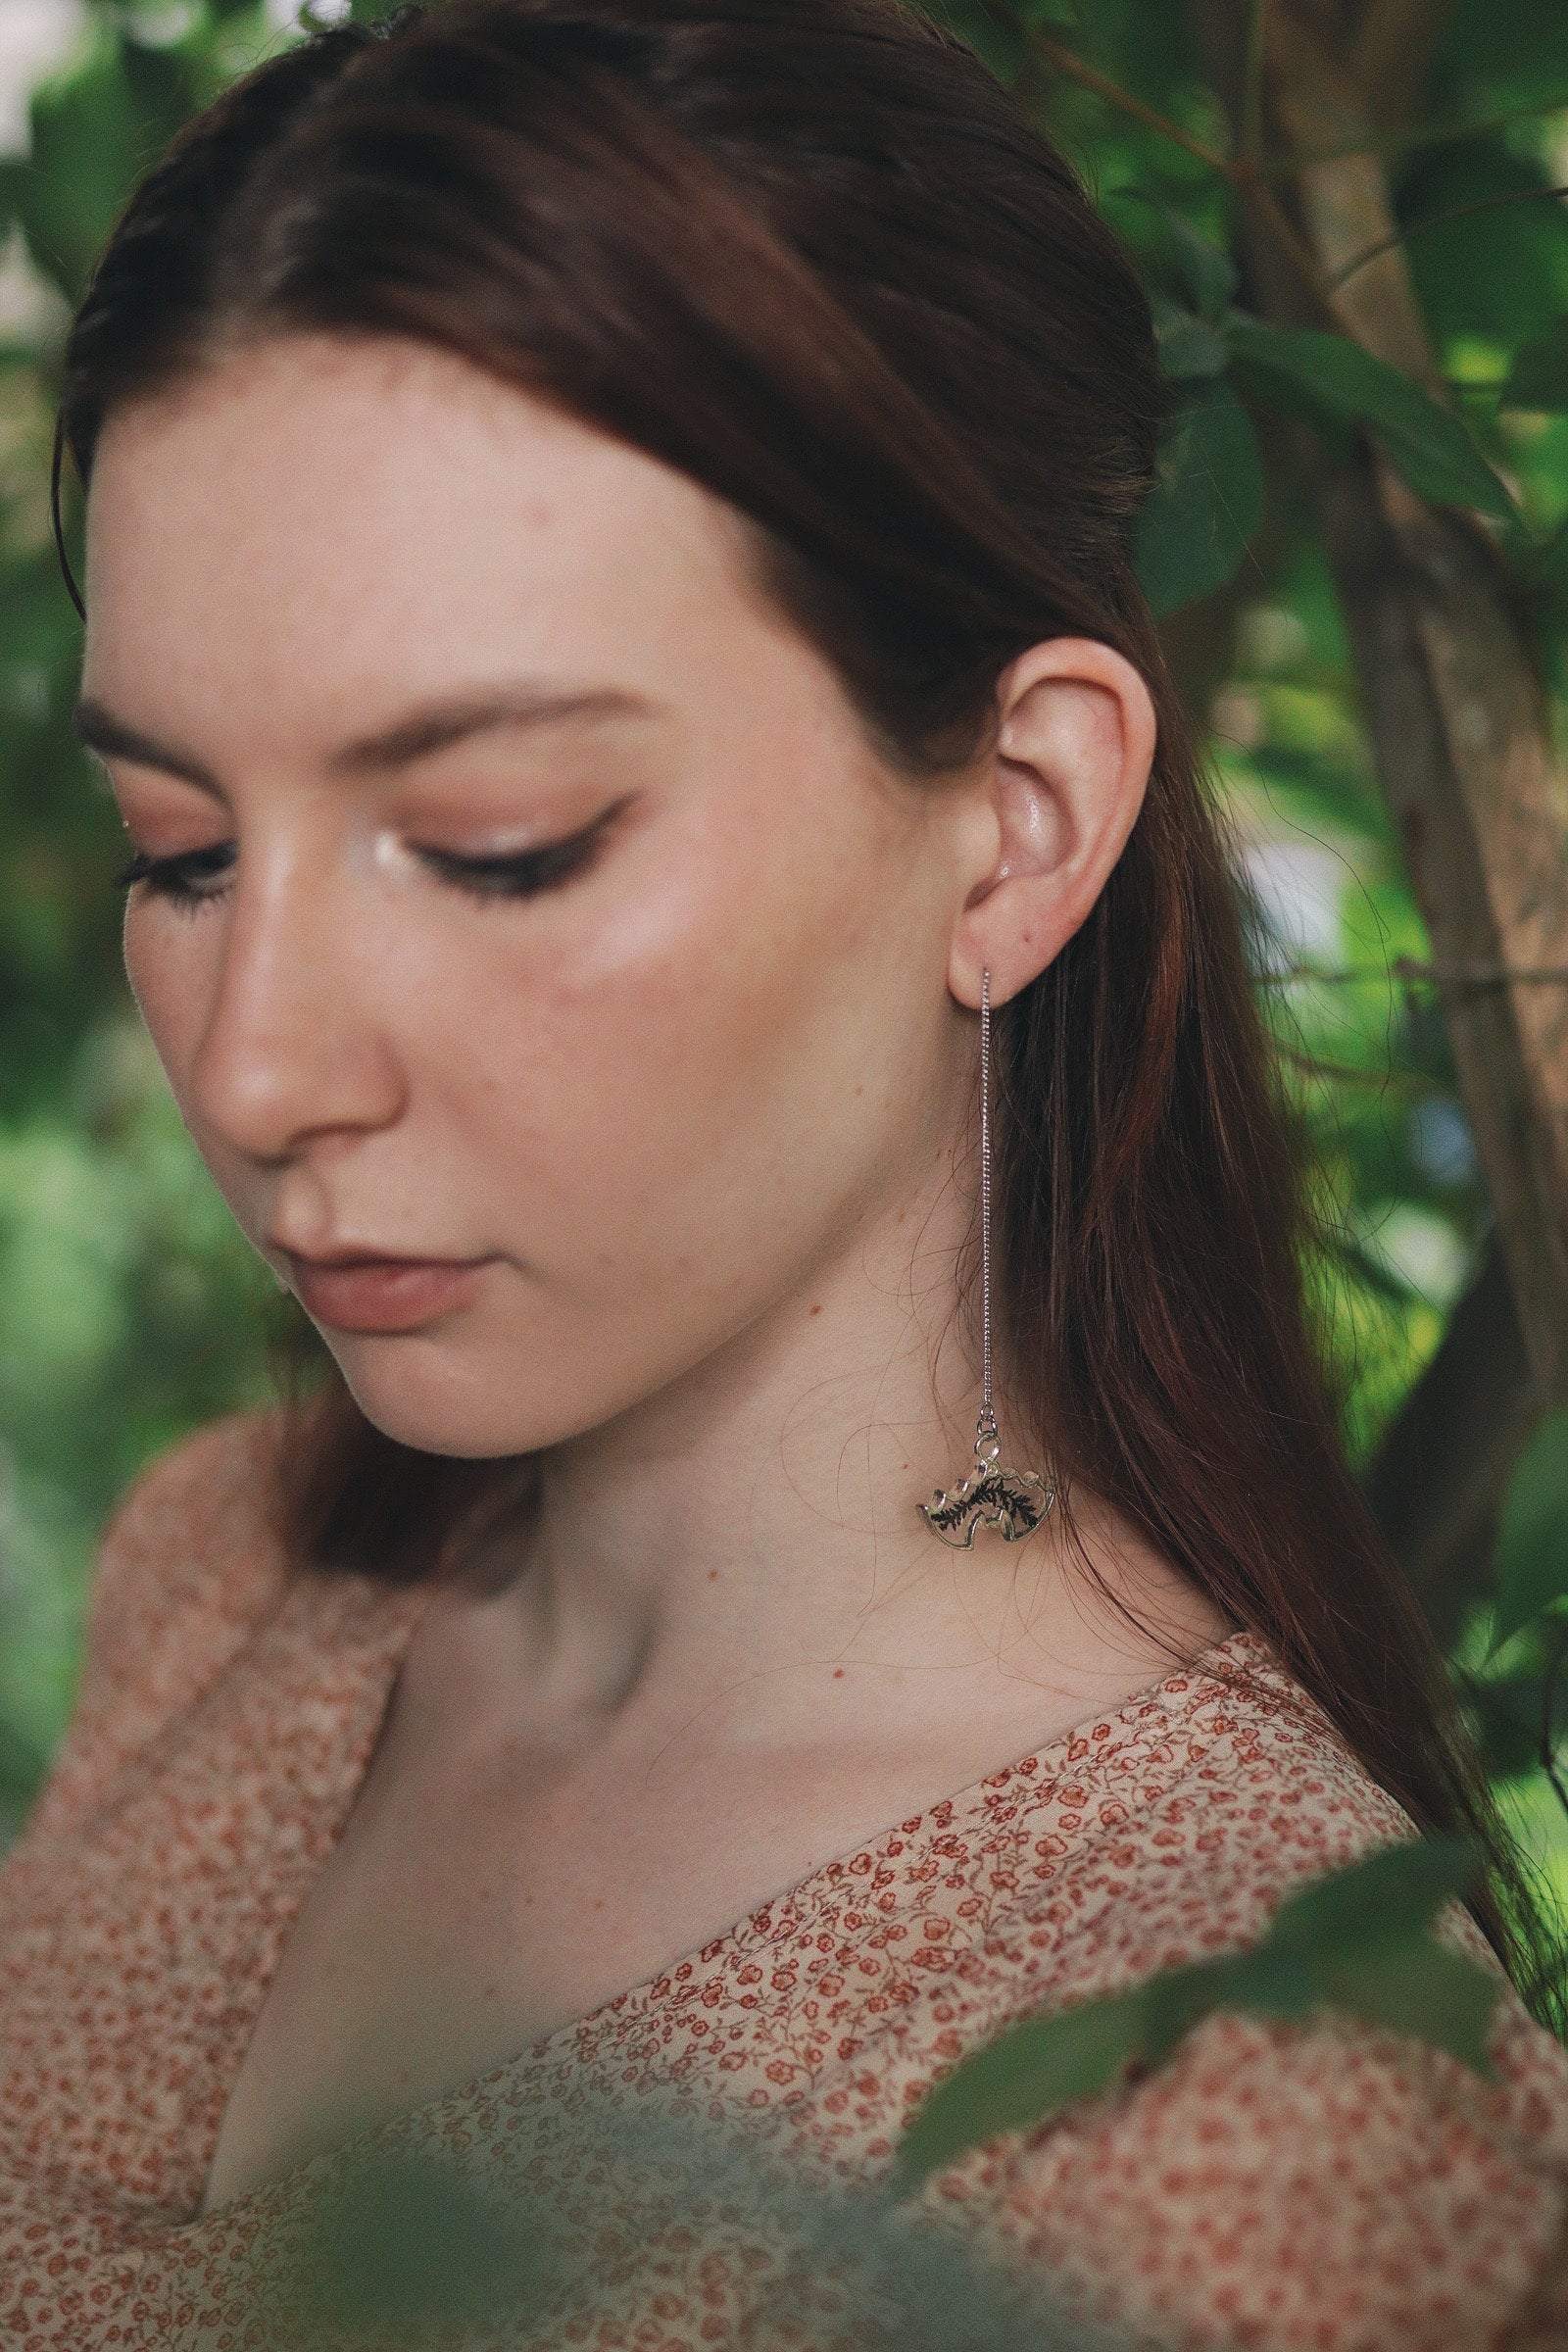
left=54, top=0, right=1553, bottom=2000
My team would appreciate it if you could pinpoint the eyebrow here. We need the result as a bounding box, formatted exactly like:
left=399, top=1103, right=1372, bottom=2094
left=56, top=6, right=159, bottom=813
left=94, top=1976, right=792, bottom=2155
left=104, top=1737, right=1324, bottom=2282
left=73, top=685, right=658, bottom=793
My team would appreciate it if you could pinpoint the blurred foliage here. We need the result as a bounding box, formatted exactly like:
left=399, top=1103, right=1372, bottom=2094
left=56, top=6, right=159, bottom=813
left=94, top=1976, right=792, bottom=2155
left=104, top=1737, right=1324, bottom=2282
left=96, top=1839, right=1508, bottom=2344
left=0, top=0, right=298, bottom=1835
left=0, top=0, right=1564, bottom=2191
left=269, top=2107, right=1114, bottom=2350
left=898, top=1838, right=1500, bottom=2189
left=0, top=1029, right=278, bottom=1821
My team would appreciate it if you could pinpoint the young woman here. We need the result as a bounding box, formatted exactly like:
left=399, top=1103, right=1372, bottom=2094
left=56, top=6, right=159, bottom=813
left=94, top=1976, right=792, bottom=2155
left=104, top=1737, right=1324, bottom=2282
left=3, top=1, right=1566, bottom=2344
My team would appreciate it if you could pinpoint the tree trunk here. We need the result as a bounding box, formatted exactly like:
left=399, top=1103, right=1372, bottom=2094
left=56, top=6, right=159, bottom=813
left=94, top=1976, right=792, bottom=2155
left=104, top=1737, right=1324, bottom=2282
left=1182, top=0, right=1568, bottom=1623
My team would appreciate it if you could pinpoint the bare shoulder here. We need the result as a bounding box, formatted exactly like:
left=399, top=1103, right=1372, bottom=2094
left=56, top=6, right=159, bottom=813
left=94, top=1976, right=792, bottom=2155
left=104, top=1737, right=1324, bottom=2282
left=21, top=1408, right=296, bottom=1845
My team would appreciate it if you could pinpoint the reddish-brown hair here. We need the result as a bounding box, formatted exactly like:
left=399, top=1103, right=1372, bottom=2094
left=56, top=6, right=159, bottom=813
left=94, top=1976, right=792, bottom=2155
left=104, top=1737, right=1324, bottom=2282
left=55, top=0, right=1550, bottom=1996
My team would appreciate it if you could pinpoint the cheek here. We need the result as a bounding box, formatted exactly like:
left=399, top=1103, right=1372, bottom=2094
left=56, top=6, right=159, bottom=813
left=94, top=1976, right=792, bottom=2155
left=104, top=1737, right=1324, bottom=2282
left=404, top=858, right=807, bottom=1218
left=406, top=774, right=945, bottom=1318
left=122, top=906, right=219, bottom=1102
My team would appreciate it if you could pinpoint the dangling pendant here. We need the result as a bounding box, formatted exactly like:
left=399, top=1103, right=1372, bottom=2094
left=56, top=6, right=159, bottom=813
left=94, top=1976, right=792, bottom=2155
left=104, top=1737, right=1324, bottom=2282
left=918, top=967, right=1054, bottom=1548
left=919, top=1406, right=1054, bottom=1547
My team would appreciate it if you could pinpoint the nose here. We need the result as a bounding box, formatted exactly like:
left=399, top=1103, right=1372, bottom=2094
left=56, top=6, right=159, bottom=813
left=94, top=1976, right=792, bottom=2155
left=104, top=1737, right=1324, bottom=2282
left=186, top=841, right=407, bottom=1166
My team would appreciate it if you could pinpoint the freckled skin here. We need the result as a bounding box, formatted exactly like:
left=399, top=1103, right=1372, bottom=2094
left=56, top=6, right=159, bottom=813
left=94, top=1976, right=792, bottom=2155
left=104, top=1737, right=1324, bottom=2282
left=89, top=339, right=980, bottom=1460
left=83, top=334, right=1218, bottom=2207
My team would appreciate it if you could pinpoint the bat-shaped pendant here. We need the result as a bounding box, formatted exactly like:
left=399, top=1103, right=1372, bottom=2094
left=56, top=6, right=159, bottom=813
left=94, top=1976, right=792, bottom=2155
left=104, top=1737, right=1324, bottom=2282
left=919, top=1413, right=1054, bottom=1548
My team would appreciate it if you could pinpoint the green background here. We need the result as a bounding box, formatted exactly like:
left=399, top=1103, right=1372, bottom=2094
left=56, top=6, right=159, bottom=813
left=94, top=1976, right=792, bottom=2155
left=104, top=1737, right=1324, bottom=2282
left=0, top=0, right=1566, bottom=1901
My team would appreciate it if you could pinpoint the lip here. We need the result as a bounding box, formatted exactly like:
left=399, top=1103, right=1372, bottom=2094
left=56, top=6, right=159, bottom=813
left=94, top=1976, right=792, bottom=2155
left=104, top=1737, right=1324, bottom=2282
left=283, top=1250, right=495, bottom=1335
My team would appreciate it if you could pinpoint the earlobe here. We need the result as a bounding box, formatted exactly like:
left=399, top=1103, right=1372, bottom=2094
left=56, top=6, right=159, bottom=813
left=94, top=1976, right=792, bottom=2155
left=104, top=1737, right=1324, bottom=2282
left=948, top=638, right=1156, bottom=1011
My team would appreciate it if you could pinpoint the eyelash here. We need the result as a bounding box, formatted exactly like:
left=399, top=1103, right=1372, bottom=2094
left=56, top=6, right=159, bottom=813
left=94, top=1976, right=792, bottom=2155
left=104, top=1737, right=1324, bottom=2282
left=114, top=842, right=235, bottom=907
left=114, top=803, right=627, bottom=911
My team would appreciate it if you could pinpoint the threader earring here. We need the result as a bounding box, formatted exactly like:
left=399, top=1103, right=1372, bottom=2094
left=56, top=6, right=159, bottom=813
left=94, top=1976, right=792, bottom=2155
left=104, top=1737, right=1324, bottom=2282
left=918, top=968, right=1055, bottom=1548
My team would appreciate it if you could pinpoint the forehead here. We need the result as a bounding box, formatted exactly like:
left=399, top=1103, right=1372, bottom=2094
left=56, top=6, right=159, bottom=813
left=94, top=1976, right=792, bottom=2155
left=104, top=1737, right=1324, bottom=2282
left=80, top=334, right=763, bottom=756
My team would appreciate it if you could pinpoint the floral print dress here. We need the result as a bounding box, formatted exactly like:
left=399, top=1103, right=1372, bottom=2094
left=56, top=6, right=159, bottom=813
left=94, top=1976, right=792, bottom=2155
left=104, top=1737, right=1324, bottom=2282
left=1, top=1411, right=1567, bottom=2352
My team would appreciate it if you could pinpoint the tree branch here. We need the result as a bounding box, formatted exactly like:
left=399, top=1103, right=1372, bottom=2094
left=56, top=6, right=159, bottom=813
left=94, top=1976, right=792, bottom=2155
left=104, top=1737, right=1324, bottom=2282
left=1328, top=181, right=1568, bottom=295
left=1030, top=34, right=1232, bottom=172
left=1027, top=32, right=1334, bottom=307
left=1363, top=1245, right=1539, bottom=1644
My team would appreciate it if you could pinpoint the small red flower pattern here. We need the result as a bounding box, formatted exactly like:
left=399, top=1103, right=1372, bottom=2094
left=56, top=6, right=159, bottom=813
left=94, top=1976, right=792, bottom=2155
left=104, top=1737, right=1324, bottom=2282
left=1, top=1412, right=1567, bottom=2352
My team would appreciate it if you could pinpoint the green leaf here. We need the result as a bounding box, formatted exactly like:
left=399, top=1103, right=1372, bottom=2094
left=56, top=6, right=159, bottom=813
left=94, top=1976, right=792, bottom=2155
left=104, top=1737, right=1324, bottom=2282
left=1103, top=191, right=1237, bottom=321
left=1317, top=1936, right=1499, bottom=2078
left=295, top=2151, right=555, bottom=2328
left=1151, top=293, right=1231, bottom=381
left=1225, top=316, right=1516, bottom=520
left=21, top=27, right=195, bottom=303
left=1147, top=1947, right=1316, bottom=2060
left=1138, top=1956, right=1234, bottom=2060
left=1134, top=377, right=1262, bottom=615
left=1162, top=212, right=1238, bottom=324
left=1502, top=318, right=1568, bottom=413
left=893, top=1841, right=1499, bottom=2196
left=1462, top=1668, right=1548, bottom=1779
left=1490, top=1405, right=1568, bottom=1651
left=894, top=1988, right=1147, bottom=2189
left=1268, top=1837, right=1478, bottom=1950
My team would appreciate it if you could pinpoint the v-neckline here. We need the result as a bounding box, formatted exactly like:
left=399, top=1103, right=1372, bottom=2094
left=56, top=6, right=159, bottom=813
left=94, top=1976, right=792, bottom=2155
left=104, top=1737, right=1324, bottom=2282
left=512, top=1624, right=1270, bottom=2063
left=196, top=1594, right=1270, bottom=2216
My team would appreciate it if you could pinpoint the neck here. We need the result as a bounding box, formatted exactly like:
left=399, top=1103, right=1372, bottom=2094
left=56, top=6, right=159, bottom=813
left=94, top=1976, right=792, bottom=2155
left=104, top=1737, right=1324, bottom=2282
left=463, top=1145, right=1220, bottom=1755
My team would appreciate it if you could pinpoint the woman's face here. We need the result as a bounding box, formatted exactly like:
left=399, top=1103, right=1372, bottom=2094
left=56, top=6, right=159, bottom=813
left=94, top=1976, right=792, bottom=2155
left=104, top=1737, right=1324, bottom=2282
left=81, top=336, right=982, bottom=1455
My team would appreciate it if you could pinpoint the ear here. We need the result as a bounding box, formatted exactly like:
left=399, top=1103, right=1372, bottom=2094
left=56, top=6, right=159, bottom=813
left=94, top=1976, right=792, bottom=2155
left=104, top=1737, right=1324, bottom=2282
left=948, top=638, right=1156, bottom=1011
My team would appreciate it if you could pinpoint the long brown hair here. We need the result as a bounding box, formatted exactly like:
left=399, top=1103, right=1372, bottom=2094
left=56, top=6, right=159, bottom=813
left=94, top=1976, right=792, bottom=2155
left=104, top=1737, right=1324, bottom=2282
left=55, top=0, right=1552, bottom=1999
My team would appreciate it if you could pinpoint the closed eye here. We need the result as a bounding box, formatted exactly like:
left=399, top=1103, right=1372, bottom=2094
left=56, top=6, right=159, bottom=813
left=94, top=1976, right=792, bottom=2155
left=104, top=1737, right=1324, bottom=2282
left=114, top=841, right=235, bottom=906
left=414, top=795, right=632, bottom=900
left=114, top=796, right=634, bottom=909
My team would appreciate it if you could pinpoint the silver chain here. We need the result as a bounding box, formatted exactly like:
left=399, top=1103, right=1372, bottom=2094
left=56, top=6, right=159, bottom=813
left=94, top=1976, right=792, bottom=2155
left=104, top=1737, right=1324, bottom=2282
left=978, top=967, right=996, bottom=1454
left=918, top=964, right=1053, bottom=1542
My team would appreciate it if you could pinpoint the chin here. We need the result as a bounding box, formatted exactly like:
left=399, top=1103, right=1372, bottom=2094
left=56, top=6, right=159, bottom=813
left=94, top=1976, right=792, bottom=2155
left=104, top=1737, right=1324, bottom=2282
left=322, top=1301, right=751, bottom=1462
left=326, top=1337, right=591, bottom=1460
